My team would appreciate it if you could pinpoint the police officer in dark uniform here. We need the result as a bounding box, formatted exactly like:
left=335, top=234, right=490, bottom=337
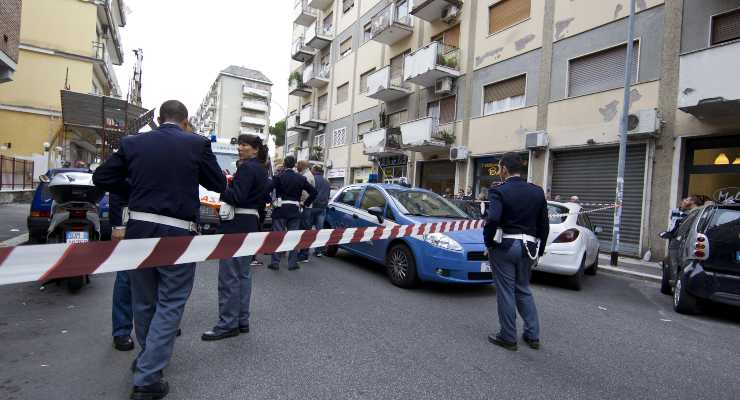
left=202, top=134, right=269, bottom=341
left=94, top=100, right=225, bottom=399
left=483, top=153, right=549, bottom=352
left=268, top=155, right=316, bottom=271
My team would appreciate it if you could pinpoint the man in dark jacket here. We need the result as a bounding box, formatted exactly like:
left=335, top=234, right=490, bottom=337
left=303, top=165, right=331, bottom=257
left=484, top=153, right=549, bottom=352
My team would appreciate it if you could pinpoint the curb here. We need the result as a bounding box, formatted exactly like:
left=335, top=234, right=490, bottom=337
left=599, top=264, right=661, bottom=282
left=0, top=233, right=28, bottom=248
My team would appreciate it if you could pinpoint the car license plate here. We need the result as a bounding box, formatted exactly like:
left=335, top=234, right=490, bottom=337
left=481, top=262, right=492, bottom=273
left=65, top=231, right=89, bottom=244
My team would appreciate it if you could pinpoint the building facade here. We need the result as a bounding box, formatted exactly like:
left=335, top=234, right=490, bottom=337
left=192, top=66, right=273, bottom=141
left=0, top=0, right=127, bottom=163
left=0, top=0, right=21, bottom=84
left=286, top=0, right=740, bottom=261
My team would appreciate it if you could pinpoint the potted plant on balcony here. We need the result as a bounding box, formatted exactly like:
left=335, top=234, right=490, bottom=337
left=439, top=54, right=458, bottom=69
left=289, top=71, right=302, bottom=87
left=439, top=130, right=456, bottom=145
left=310, top=146, right=324, bottom=161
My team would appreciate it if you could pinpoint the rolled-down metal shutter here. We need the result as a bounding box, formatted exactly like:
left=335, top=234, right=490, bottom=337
left=568, top=42, right=639, bottom=97
left=550, top=145, right=646, bottom=255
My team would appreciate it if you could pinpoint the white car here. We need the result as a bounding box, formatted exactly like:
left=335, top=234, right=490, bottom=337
left=535, top=202, right=601, bottom=290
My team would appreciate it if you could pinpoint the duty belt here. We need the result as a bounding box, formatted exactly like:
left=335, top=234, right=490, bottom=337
left=279, top=199, right=301, bottom=207
left=502, top=233, right=538, bottom=243
left=235, top=208, right=259, bottom=217
left=129, top=211, right=198, bottom=232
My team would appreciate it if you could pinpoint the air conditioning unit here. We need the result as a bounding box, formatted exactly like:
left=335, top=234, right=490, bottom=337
left=450, top=146, right=469, bottom=161
left=525, top=130, right=549, bottom=150
left=627, top=109, right=660, bottom=137
left=435, top=77, right=455, bottom=95
left=441, top=5, right=460, bottom=23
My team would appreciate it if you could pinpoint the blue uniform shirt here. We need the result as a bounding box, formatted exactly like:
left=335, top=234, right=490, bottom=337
left=270, top=169, right=317, bottom=220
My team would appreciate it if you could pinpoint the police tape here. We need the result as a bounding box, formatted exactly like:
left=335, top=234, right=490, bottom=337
left=548, top=204, right=621, bottom=218
left=0, top=220, right=485, bottom=286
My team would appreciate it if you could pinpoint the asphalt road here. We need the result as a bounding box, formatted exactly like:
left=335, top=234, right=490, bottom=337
left=0, top=202, right=29, bottom=243
left=0, top=251, right=738, bottom=400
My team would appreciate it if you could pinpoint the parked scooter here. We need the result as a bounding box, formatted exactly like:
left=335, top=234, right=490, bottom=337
left=39, top=171, right=104, bottom=293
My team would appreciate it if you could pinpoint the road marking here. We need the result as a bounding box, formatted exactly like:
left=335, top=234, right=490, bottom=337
left=0, top=233, right=28, bottom=248
left=599, top=264, right=661, bottom=282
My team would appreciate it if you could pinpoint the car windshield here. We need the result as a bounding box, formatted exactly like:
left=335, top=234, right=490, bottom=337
left=386, top=189, right=467, bottom=218
left=548, top=204, right=570, bottom=224
left=708, top=208, right=740, bottom=229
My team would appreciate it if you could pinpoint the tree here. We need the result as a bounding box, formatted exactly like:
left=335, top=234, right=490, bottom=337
left=270, top=119, right=285, bottom=146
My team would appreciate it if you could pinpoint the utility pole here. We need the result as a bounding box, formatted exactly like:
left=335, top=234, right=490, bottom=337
left=610, top=0, right=637, bottom=266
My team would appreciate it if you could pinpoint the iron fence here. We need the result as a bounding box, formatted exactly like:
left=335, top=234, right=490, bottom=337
left=0, top=156, right=35, bottom=191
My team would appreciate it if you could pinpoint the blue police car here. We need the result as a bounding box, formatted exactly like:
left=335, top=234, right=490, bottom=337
left=27, top=168, right=110, bottom=243
left=324, top=184, right=493, bottom=288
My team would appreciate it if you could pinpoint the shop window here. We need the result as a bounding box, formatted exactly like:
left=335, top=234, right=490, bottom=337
left=483, top=74, right=526, bottom=116
left=474, top=154, right=529, bottom=196
left=489, top=0, right=531, bottom=35
left=711, top=8, right=740, bottom=46
left=568, top=41, right=639, bottom=97
left=336, top=82, right=349, bottom=104
left=683, top=137, right=740, bottom=204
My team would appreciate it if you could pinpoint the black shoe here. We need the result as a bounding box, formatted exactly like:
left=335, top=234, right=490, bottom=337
left=239, top=325, right=250, bottom=333
left=487, top=334, right=518, bottom=351
left=522, top=335, right=540, bottom=350
left=114, top=335, right=135, bottom=351
left=130, top=380, right=169, bottom=400
left=201, top=328, right=239, bottom=341
left=288, top=265, right=300, bottom=271
left=176, top=328, right=181, bottom=337
left=267, top=264, right=279, bottom=271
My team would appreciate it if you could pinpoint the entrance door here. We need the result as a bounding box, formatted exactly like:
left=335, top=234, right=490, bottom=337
left=419, top=160, right=456, bottom=196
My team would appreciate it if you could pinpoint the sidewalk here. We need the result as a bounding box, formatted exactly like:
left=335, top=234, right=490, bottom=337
left=598, top=254, right=661, bottom=282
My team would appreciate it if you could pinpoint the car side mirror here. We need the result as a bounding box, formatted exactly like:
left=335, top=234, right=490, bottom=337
left=367, top=206, right=384, bottom=224
left=39, top=175, right=50, bottom=183
left=594, top=226, right=604, bottom=234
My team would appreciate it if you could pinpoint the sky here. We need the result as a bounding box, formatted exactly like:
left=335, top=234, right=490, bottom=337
left=113, top=0, right=293, bottom=125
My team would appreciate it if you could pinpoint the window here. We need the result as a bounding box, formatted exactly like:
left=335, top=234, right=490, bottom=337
left=432, top=24, right=461, bottom=48
left=323, top=13, right=334, bottom=34
left=711, top=8, right=740, bottom=45
left=337, top=187, right=362, bottom=207
left=343, top=0, right=354, bottom=14
left=360, top=187, right=387, bottom=211
left=483, top=74, right=526, bottom=115
left=332, top=127, right=347, bottom=147
left=363, top=22, right=373, bottom=42
left=314, top=133, right=325, bottom=149
left=489, top=0, right=531, bottom=35
left=387, top=110, right=408, bottom=128
left=340, top=37, right=353, bottom=57
left=359, top=68, right=375, bottom=93
left=548, top=204, right=569, bottom=224
left=356, top=120, right=375, bottom=143
left=336, top=82, right=349, bottom=104
left=317, top=94, right=328, bottom=119
left=427, top=96, right=457, bottom=124
left=568, top=41, right=639, bottom=97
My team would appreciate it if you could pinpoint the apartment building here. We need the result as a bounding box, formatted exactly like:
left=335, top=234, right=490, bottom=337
left=0, top=0, right=127, bottom=162
left=286, top=0, right=740, bottom=261
left=0, top=0, right=21, bottom=84
left=192, top=66, right=273, bottom=141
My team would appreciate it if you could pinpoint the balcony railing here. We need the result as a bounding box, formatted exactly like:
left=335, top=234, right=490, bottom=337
left=242, top=100, right=268, bottom=112
left=404, top=41, right=462, bottom=87
left=306, top=21, right=334, bottom=50
left=362, top=127, right=403, bottom=156
left=309, top=0, right=334, bottom=9
left=287, top=112, right=308, bottom=132
left=243, top=86, right=270, bottom=98
left=678, top=40, right=740, bottom=121
left=293, top=0, right=318, bottom=26
left=410, top=0, right=463, bottom=22
left=399, top=117, right=455, bottom=152
left=370, top=1, right=414, bottom=45
left=299, top=105, right=328, bottom=128
left=302, top=63, right=330, bottom=88
left=241, top=115, right=268, bottom=127
left=366, top=65, right=412, bottom=102
left=289, top=77, right=312, bottom=97
left=291, top=36, right=316, bottom=63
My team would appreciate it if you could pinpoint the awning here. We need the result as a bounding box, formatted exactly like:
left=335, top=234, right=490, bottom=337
left=679, top=98, right=740, bottom=121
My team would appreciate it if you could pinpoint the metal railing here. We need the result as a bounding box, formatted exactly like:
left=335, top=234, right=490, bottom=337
left=435, top=42, right=460, bottom=70
left=371, top=1, right=413, bottom=37
left=0, top=156, right=35, bottom=191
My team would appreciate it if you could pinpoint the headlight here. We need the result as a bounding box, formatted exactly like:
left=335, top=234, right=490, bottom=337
left=423, top=233, right=463, bottom=252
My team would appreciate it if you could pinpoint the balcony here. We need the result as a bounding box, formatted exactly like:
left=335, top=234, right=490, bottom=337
left=242, top=100, right=268, bottom=112
left=291, top=36, right=316, bottom=63
left=293, top=0, right=318, bottom=26
left=243, top=86, right=270, bottom=98
left=287, top=112, right=308, bottom=132
left=309, top=147, right=325, bottom=162
left=241, top=129, right=267, bottom=140
left=306, top=21, right=333, bottom=50
left=678, top=41, right=740, bottom=121
left=366, top=65, right=412, bottom=102
left=302, top=63, right=330, bottom=88
left=309, top=0, right=334, bottom=9
left=410, top=0, right=463, bottom=22
left=404, top=41, right=462, bottom=87
left=400, top=117, right=455, bottom=152
left=289, top=77, right=312, bottom=97
left=241, top=115, right=268, bottom=127
left=299, top=105, right=328, bottom=129
left=362, top=127, right=403, bottom=156
left=370, top=2, right=414, bottom=46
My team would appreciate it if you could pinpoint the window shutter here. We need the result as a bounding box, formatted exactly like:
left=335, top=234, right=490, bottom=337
left=439, top=96, right=456, bottom=124
left=388, top=110, right=407, bottom=128
left=489, top=0, right=531, bottom=34
left=712, top=9, right=740, bottom=45
left=568, top=42, right=639, bottom=97
left=484, top=75, right=526, bottom=103
left=340, top=37, right=352, bottom=55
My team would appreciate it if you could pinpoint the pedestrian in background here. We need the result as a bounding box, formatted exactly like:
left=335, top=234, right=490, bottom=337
left=202, top=134, right=269, bottom=342
left=297, top=160, right=316, bottom=263
left=305, top=165, right=330, bottom=257
left=483, top=153, right=549, bottom=352
left=268, top=155, right=316, bottom=271
left=94, top=100, right=226, bottom=399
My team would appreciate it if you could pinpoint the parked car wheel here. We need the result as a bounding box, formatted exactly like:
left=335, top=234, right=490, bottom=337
left=660, top=260, right=673, bottom=295
left=386, top=244, right=419, bottom=289
left=585, top=253, right=598, bottom=276
left=567, top=256, right=586, bottom=291
left=673, top=271, right=701, bottom=315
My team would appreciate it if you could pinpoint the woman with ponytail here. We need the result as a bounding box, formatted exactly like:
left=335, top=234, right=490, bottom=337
left=202, top=134, right=270, bottom=341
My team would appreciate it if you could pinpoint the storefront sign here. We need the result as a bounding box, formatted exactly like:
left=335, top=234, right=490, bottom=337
left=378, top=155, right=408, bottom=167
left=327, top=168, right=346, bottom=179
left=714, top=187, right=740, bottom=203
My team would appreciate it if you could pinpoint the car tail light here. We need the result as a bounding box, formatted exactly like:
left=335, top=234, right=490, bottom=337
left=693, top=233, right=709, bottom=260
left=70, top=210, right=87, bottom=219
left=553, top=229, right=580, bottom=243
left=31, top=210, right=51, bottom=218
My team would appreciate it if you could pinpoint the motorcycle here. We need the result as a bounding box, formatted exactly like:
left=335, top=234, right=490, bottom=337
left=39, top=171, right=104, bottom=293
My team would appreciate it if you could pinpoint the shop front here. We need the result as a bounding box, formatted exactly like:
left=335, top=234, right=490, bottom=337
left=327, top=167, right=346, bottom=190
left=682, top=135, right=740, bottom=204
left=378, top=154, right=408, bottom=184
left=473, top=154, right=529, bottom=198
left=418, top=160, right=455, bottom=195
left=350, top=167, right=372, bottom=184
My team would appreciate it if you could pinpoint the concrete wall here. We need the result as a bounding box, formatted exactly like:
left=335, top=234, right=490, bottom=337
left=474, top=0, right=546, bottom=70
left=219, top=75, right=245, bottom=139
left=470, top=48, right=542, bottom=118
left=552, top=0, right=664, bottom=41
left=468, top=105, right=538, bottom=155
left=20, top=0, right=97, bottom=57
left=680, top=0, right=740, bottom=53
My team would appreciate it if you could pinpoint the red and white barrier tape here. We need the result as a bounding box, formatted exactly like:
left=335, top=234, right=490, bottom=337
left=549, top=204, right=621, bottom=218
left=0, top=220, right=485, bottom=286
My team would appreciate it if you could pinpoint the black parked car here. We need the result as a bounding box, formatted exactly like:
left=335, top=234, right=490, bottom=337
left=660, top=203, right=740, bottom=314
